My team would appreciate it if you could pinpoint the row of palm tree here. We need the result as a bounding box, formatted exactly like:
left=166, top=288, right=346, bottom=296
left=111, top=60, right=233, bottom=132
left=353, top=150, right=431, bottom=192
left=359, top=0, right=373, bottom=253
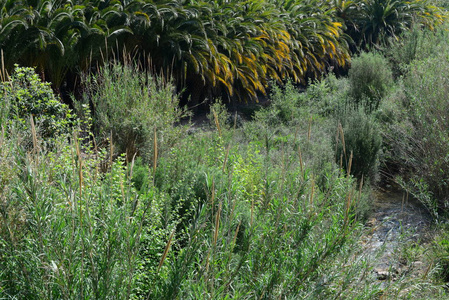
left=0, top=0, right=445, bottom=103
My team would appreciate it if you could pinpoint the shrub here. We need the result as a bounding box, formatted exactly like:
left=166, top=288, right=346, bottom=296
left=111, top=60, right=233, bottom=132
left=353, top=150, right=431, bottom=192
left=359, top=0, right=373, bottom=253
left=268, top=79, right=306, bottom=124
left=348, top=52, right=393, bottom=113
left=385, top=25, right=449, bottom=78
left=390, top=52, right=449, bottom=216
left=433, top=230, right=449, bottom=283
left=335, top=108, right=382, bottom=181
left=0, top=65, right=73, bottom=138
left=78, top=62, right=189, bottom=163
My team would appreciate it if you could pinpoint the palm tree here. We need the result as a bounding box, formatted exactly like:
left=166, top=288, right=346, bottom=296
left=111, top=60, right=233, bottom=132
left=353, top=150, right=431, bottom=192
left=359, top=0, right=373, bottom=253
left=275, top=0, right=350, bottom=81
left=0, top=1, right=34, bottom=72
left=335, top=0, right=446, bottom=50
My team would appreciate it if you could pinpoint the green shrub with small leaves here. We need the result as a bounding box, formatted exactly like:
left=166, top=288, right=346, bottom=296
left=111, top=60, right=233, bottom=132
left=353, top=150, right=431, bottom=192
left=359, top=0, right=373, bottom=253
left=335, top=109, right=382, bottom=181
left=78, top=62, right=189, bottom=163
left=0, top=65, right=73, bottom=138
left=390, top=52, right=449, bottom=216
left=348, top=52, right=393, bottom=113
left=268, top=80, right=306, bottom=124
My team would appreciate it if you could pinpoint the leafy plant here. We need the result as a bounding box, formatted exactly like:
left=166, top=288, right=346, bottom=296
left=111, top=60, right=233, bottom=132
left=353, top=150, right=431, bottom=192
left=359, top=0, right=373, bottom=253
left=348, top=52, right=393, bottom=112
left=389, top=51, right=449, bottom=216
left=78, top=62, right=189, bottom=163
left=0, top=65, right=73, bottom=138
left=335, top=108, right=382, bottom=181
left=0, top=131, right=166, bottom=298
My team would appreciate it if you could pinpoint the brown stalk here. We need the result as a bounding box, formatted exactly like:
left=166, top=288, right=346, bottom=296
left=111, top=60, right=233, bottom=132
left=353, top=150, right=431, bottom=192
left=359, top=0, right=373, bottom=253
left=294, top=124, right=300, bottom=144
left=0, top=49, right=6, bottom=82
left=153, top=127, right=158, bottom=176
left=158, top=229, right=175, bottom=273
left=298, top=145, right=304, bottom=175
left=205, top=250, right=211, bottom=273
left=130, top=152, right=137, bottom=179
left=210, top=180, right=215, bottom=209
left=309, top=178, right=315, bottom=207
left=347, top=151, right=353, bottom=178
left=0, top=126, right=4, bottom=147
left=232, top=221, right=241, bottom=248
left=213, top=109, right=222, bottom=137
left=423, top=261, right=433, bottom=280
left=213, top=201, right=222, bottom=247
left=226, top=220, right=241, bottom=270
left=344, top=191, right=352, bottom=226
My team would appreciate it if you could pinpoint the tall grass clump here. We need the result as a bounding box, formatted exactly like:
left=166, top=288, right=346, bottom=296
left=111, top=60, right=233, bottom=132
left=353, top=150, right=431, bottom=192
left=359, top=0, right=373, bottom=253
left=0, top=125, right=172, bottom=298
left=77, top=62, right=189, bottom=163
left=348, top=52, right=393, bottom=113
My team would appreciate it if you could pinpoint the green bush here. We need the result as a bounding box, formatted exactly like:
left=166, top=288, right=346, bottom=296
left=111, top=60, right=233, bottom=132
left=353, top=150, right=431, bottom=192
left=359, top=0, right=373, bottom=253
left=385, top=25, right=449, bottom=78
left=270, top=80, right=305, bottom=123
left=390, top=52, right=449, bottom=216
left=0, top=132, right=172, bottom=299
left=0, top=65, right=73, bottom=138
left=335, top=109, right=382, bottom=181
left=348, top=52, right=393, bottom=113
left=78, top=62, right=189, bottom=163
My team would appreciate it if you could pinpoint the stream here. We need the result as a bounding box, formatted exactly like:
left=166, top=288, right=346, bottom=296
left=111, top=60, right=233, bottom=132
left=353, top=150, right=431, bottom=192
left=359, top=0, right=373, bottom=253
left=361, top=185, right=433, bottom=282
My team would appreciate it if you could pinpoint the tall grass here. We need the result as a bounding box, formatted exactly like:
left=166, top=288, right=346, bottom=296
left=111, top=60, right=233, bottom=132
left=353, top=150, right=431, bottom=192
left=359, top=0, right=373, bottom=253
left=0, top=127, right=160, bottom=298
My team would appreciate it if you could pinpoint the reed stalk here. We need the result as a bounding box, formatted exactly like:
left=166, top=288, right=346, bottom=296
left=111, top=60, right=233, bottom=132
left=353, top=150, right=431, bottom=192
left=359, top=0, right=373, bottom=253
left=158, top=229, right=175, bottom=273
left=153, top=127, right=158, bottom=176
left=213, top=201, right=222, bottom=247
left=212, top=109, right=222, bottom=137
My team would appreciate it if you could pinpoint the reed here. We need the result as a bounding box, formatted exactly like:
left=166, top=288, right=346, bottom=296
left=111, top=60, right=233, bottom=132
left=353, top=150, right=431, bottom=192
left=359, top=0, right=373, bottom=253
left=158, top=229, right=175, bottom=273
left=153, top=127, right=158, bottom=177
left=212, top=108, right=222, bottom=137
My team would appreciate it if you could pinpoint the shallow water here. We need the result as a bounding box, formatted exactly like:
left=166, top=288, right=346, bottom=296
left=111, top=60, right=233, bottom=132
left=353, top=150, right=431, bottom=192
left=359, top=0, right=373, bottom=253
left=361, top=186, right=432, bottom=280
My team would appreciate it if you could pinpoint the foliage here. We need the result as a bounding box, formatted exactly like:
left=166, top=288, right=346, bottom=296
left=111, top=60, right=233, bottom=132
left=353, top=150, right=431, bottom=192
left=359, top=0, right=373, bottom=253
left=1, top=0, right=445, bottom=105
left=388, top=51, right=449, bottom=216
left=266, top=79, right=306, bottom=124
left=335, top=108, right=382, bottom=181
left=4, top=50, right=449, bottom=298
left=334, top=0, right=447, bottom=50
left=0, top=0, right=350, bottom=104
left=348, top=52, right=393, bottom=113
left=0, top=65, right=73, bottom=138
left=0, top=130, right=171, bottom=299
left=433, top=229, right=449, bottom=282
left=385, top=24, right=449, bottom=78
left=77, top=62, right=189, bottom=163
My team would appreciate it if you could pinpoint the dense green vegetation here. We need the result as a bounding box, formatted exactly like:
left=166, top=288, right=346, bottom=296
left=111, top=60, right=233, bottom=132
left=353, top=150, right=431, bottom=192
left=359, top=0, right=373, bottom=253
left=2, top=0, right=449, bottom=299
left=0, top=0, right=445, bottom=103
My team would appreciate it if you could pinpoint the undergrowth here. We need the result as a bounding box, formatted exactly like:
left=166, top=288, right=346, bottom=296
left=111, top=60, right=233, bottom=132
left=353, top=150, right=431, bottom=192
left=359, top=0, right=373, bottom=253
left=2, top=36, right=449, bottom=298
